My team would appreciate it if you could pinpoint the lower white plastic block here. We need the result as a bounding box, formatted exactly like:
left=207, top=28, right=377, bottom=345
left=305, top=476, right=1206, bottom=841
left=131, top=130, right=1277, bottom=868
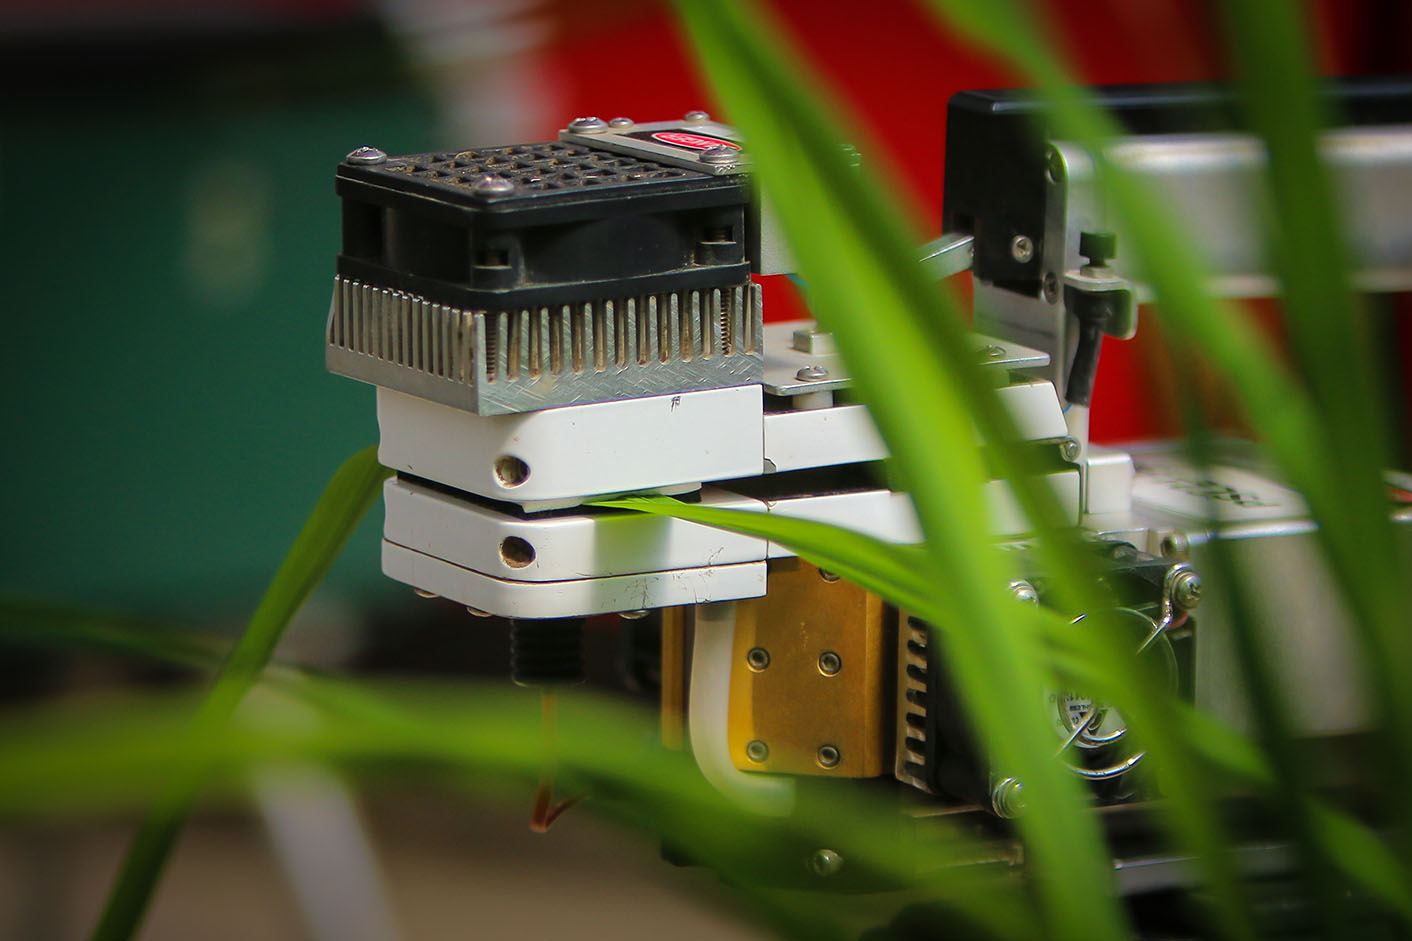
left=382, top=540, right=767, bottom=619
left=383, top=478, right=767, bottom=582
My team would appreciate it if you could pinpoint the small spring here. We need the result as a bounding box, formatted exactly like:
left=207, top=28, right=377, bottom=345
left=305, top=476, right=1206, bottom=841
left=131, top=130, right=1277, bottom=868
left=716, top=289, right=733, bottom=357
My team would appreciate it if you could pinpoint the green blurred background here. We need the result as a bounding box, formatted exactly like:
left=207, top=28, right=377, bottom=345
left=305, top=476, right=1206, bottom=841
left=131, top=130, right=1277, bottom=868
left=1, top=23, right=436, bottom=616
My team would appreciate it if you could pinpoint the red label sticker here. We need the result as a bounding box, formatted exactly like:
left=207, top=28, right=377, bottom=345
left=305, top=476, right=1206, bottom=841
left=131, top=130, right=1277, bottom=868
left=650, top=131, right=740, bottom=151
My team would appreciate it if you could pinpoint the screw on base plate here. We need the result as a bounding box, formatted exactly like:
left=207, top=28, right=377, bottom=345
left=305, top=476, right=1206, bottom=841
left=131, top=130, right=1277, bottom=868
left=346, top=146, right=386, bottom=165
left=1172, top=570, right=1203, bottom=611
left=991, top=777, right=1027, bottom=818
left=809, top=849, right=843, bottom=877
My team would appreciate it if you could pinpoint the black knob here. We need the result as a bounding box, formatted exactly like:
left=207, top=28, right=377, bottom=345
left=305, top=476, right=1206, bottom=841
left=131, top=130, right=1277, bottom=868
left=1079, top=231, right=1117, bottom=267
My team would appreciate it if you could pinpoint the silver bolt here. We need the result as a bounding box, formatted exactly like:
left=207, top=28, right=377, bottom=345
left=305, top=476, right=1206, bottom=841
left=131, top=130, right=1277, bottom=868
left=608, top=116, right=634, bottom=128
left=1159, top=531, right=1190, bottom=559
left=567, top=116, right=608, bottom=132
left=796, top=364, right=829, bottom=382
left=699, top=145, right=739, bottom=165
left=817, top=744, right=841, bottom=768
left=683, top=110, right=710, bottom=122
left=991, top=777, right=1027, bottom=818
left=620, top=609, right=650, bottom=620
left=1010, top=580, right=1039, bottom=604
left=1043, top=271, right=1060, bottom=303
left=1059, top=438, right=1082, bottom=462
left=413, top=588, right=439, bottom=599
left=473, top=175, right=516, bottom=196
left=1045, top=145, right=1065, bottom=185
left=465, top=606, right=492, bottom=618
left=977, top=343, right=1005, bottom=360
left=346, top=146, right=387, bottom=165
left=746, top=740, right=769, bottom=762
left=1172, top=570, right=1203, bottom=611
left=809, top=849, right=843, bottom=877
left=818, top=650, right=842, bottom=676
left=1010, top=234, right=1035, bottom=263
left=746, top=646, right=771, bottom=671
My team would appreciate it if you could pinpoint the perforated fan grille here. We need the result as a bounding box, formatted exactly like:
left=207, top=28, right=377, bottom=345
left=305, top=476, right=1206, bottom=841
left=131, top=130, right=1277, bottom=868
left=373, top=142, right=700, bottom=194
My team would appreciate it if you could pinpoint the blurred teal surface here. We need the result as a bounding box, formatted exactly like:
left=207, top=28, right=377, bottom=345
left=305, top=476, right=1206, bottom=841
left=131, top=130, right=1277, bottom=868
left=1, top=33, right=436, bottom=617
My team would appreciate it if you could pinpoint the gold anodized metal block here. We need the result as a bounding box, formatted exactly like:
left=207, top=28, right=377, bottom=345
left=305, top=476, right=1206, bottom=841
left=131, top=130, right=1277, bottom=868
left=727, top=559, right=890, bottom=776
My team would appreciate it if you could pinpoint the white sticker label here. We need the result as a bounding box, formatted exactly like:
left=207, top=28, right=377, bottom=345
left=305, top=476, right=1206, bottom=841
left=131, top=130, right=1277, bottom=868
left=1132, top=461, right=1307, bottom=522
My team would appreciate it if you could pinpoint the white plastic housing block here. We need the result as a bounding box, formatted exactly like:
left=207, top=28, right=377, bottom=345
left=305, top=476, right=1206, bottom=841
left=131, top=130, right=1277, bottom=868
left=382, top=541, right=766, bottom=618
left=759, top=380, right=1066, bottom=474
left=762, top=404, right=886, bottom=473
left=992, top=380, right=1070, bottom=443
left=984, top=472, right=1082, bottom=536
left=377, top=384, right=764, bottom=508
left=1083, top=445, right=1136, bottom=516
left=383, top=478, right=766, bottom=582
left=722, top=473, right=1080, bottom=556
left=749, top=490, right=922, bottom=555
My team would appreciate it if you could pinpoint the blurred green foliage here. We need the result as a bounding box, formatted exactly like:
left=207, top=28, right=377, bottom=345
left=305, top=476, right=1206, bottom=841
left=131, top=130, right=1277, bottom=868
left=0, top=4, right=1410, bottom=940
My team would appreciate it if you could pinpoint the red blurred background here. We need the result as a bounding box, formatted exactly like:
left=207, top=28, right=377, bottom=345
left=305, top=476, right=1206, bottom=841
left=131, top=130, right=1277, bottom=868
left=539, top=0, right=1412, bottom=448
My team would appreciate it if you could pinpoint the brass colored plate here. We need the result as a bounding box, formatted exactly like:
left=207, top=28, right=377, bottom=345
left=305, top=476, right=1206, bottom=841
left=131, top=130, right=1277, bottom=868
left=660, top=607, right=686, bottom=750
left=727, top=560, right=890, bottom=776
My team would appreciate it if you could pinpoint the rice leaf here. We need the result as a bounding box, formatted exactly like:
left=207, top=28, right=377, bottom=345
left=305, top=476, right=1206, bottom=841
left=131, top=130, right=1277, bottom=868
left=91, top=446, right=390, bottom=941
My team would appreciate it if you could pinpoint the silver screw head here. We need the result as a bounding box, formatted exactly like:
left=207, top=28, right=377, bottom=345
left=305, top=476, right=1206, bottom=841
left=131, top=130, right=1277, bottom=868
left=1159, top=531, right=1190, bottom=559
left=699, top=145, right=739, bottom=165
left=817, top=744, right=841, bottom=768
left=620, top=609, right=650, bottom=620
left=1010, top=580, right=1039, bottom=604
left=796, top=364, right=829, bottom=381
left=817, top=568, right=841, bottom=582
left=977, top=343, right=1005, bottom=360
left=991, top=777, right=1027, bottom=818
left=465, top=606, right=492, bottom=618
left=568, top=116, right=608, bottom=132
left=746, top=646, right=771, bottom=671
left=1059, top=438, right=1081, bottom=462
left=413, top=588, right=439, bottom=599
left=1172, top=570, right=1203, bottom=611
left=809, top=849, right=843, bottom=877
left=1045, top=145, right=1066, bottom=185
left=746, top=740, right=769, bottom=762
left=1043, top=271, right=1060, bottom=303
left=818, top=650, right=842, bottom=676
left=683, top=110, right=710, bottom=122
left=608, top=116, right=634, bottom=128
left=473, top=175, right=516, bottom=196
left=346, top=146, right=387, bottom=165
left=1010, top=234, right=1036, bottom=263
